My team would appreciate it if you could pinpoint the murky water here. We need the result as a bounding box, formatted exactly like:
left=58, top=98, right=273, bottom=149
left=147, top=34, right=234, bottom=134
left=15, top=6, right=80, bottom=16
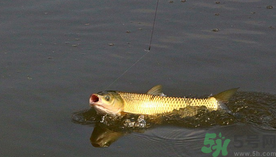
left=1, top=0, right=275, bottom=156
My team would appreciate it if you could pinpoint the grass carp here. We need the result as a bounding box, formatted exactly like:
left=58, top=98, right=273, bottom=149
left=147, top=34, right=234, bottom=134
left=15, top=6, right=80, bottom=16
left=89, top=85, right=238, bottom=116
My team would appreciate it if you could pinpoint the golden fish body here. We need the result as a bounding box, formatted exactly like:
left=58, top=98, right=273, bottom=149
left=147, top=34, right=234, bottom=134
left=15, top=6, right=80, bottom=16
left=89, top=85, right=238, bottom=116
left=118, top=92, right=218, bottom=115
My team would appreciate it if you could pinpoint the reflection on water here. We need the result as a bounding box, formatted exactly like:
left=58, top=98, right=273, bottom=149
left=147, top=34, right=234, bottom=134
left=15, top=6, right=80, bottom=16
left=90, top=124, right=125, bottom=147
left=72, top=91, right=276, bottom=147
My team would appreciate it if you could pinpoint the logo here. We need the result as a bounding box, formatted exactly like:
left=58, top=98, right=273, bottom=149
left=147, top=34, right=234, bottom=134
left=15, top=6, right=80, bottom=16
left=201, top=132, right=231, bottom=157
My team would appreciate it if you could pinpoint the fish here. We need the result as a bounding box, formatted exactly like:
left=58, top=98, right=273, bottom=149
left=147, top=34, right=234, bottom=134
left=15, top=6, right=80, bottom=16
left=90, top=124, right=124, bottom=147
left=89, top=85, right=239, bottom=116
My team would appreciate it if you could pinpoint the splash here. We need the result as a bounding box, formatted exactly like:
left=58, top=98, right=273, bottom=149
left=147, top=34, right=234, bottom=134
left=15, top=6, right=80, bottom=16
left=72, top=91, right=276, bottom=130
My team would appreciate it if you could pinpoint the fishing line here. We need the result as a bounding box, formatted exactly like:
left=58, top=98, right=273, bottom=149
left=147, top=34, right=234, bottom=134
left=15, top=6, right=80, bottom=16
left=148, top=0, right=159, bottom=50
left=105, top=50, right=150, bottom=89
left=105, top=0, right=159, bottom=89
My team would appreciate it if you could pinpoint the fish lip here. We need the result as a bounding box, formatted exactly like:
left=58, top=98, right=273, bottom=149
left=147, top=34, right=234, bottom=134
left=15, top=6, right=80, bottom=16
left=93, top=104, right=107, bottom=111
left=93, top=102, right=121, bottom=116
left=93, top=103, right=114, bottom=115
left=90, top=100, right=107, bottom=111
left=92, top=103, right=106, bottom=109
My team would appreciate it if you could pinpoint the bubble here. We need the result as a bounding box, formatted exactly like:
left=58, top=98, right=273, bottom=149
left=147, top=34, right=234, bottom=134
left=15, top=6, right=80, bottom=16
left=266, top=5, right=273, bottom=9
left=212, top=28, right=219, bottom=32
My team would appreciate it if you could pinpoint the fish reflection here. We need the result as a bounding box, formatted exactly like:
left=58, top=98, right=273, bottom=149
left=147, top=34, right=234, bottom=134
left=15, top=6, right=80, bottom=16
left=90, top=124, right=125, bottom=147
left=90, top=114, right=149, bottom=147
left=71, top=108, right=149, bottom=147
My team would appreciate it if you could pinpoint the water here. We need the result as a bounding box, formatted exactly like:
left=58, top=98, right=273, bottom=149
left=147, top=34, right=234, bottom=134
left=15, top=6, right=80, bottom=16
left=1, top=0, right=276, bottom=156
left=72, top=91, right=276, bottom=147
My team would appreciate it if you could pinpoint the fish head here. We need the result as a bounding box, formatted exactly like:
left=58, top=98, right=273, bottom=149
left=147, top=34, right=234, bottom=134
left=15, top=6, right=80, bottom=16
left=89, top=91, right=124, bottom=116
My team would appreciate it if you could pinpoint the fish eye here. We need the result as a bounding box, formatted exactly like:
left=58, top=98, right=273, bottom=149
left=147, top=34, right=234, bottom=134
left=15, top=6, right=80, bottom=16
left=105, top=95, right=110, bottom=101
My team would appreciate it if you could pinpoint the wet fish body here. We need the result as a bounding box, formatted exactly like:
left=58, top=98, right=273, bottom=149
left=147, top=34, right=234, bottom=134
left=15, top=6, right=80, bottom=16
left=89, top=85, right=238, bottom=116
left=117, top=92, right=219, bottom=115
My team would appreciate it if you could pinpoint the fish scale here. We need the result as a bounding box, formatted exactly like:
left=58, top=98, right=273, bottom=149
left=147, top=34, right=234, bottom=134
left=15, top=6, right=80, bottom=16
left=118, top=92, right=219, bottom=115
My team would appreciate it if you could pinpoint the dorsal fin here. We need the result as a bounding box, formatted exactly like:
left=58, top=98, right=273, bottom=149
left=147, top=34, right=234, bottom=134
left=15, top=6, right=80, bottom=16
left=147, top=85, right=163, bottom=96
left=213, top=88, right=239, bottom=103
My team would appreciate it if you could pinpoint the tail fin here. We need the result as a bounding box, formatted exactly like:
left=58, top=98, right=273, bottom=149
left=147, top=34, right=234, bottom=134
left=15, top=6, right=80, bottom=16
left=213, top=88, right=239, bottom=103
left=213, top=88, right=239, bottom=112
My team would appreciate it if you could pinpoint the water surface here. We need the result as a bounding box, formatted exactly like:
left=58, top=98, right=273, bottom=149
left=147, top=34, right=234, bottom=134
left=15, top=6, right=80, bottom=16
left=1, top=0, right=275, bottom=156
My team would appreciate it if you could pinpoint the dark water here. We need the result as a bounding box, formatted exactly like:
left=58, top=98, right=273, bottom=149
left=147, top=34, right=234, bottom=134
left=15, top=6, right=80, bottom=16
left=1, top=0, right=276, bottom=156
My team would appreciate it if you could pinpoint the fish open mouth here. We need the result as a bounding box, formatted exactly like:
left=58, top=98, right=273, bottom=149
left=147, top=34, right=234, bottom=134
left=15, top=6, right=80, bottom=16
left=89, top=93, right=121, bottom=115
left=89, top=94, right=109, bottom=113
left=91, top=94, right=99, bottom=103
left=89, top=94, right=102, bottom=108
